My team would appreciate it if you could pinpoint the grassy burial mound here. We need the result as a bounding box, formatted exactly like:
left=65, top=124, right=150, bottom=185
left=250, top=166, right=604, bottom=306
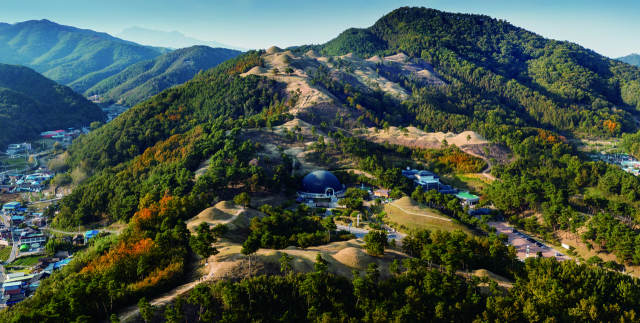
left=378, top=197, right=475, bottom=235
left=186, top=201, right=265, bottom=232
left=210, top=238, right=410, bottom=280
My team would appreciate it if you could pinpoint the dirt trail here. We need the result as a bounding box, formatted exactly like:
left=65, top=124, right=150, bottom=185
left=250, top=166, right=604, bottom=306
left=115, top=208, right=243, bottom=322
left=462, top=148, right=497, bottom=181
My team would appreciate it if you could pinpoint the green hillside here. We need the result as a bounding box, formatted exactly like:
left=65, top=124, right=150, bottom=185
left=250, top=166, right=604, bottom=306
left=0, top=64, right=104, bottom=146
left=296, top=7, right=640, bottom=137
left=8, top=7, right=640, bottom=323
left=84, top=45, right=240, bottom=107
left=617, top=53, right=640, bottom=67
left=0, top=20, right=161, bottom=93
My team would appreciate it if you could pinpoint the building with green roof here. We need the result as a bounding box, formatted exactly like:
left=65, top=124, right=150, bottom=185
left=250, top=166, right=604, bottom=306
left=455, top=191, right=480, bottom=206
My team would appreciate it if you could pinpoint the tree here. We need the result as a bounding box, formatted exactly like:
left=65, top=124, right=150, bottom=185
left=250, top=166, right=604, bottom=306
left=189, top=222, right=219, bottom=263
left=280, top=252, right=293, bottom=276
left=389, top=259, right=400, bottom=276
left=189, top=284, right=216, bottom=322
left=90, top=121, right=104, bottom=131
left=284, top=67, right=294, bottom=75
left=365, top=263, right=380, bottom=283
left=110, top=314, right=120, bottom=323
left=242, top=235, right=260, bottom=276
left=164, top=296, right=185, bottom=323
left=138, top=298, right=153, bottom=323
left=322, top=216, right=337, bottom=232
left=467, top=134, right=471, bottom=142
left=107, top=280, right=124, bottom=314
left=383, top=122, right=390, bottom=132
left=374, top=198, right=382, bottom=206
left=586, top=255, right=603, bottom=266
left=212, top=223, right=229, bottom=237
left=363, top=230, right=387, bottom=256
left=314, top=253, right=329, bottom=274
left=272, top=68, right=280, bottom=76
left=234, top=192, right=251, bottom=209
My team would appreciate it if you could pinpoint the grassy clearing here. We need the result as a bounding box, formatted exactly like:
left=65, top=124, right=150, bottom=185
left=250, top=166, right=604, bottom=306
left=439, top=173, right=492, bottom=194
left=374, top=197, right=476, bottom=236
left=0, top=247, right=11, bottom=262
left=10, top=255, right=42, bottom=266
left=1, top=158, right=27, bottom=167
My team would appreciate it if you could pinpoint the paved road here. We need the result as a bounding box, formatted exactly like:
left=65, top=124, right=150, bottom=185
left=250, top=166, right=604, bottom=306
left=0, top=213, right=17, bottom=264
left=491, top=222, right=570, bottom=261
left=28, top=198, right=62, bottom=205
left=42, top=227, right=121, bottom=235
left=336, top=224, right=405, bottom=241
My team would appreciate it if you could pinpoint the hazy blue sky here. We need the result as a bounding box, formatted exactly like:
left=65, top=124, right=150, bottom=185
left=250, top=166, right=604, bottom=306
left=1, top=0, right=638, bottom=57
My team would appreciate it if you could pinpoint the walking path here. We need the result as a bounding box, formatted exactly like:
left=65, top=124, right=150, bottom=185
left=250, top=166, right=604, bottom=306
left=116, top=207, right=244, bottom=322
left=461, top=148, right=497, bottom=181
left=388, top=203, right=452, bottom=222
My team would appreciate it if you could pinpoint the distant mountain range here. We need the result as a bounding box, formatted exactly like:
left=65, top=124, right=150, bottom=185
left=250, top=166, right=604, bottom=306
left=617, top=54, right=640, bottom=67
left=116, top=26, right=248, bottom=52
left=0, top=20, right=162, bottom=93
left=85, top=45, right=241, bottom=107
left=0, top=64, right=104, bottom=147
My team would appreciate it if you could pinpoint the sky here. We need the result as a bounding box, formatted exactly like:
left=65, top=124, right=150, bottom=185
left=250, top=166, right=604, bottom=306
left=1, top=0, right=638, bottom=58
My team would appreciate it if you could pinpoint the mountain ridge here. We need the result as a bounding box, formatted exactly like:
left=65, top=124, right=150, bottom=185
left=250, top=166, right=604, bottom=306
left=0, top=63, right=104, bottom=147
left=116, top=26, right=248, bottom=52
left=84, top=45, right=241, bottom=107
left=617, top=53, right=640, bottom=67
left=0, top=19, right=161, bottom=93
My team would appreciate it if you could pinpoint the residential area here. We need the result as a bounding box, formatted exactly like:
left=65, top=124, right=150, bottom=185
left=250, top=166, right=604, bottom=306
left=0, top=201, right=105, bottom=307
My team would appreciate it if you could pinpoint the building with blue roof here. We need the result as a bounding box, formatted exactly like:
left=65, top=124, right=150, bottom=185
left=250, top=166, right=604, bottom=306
left=402, top=168, right=442, bottom=191
left=84, top=230, right=100, bottom=243
left=2, top=202, right=21, bottom=212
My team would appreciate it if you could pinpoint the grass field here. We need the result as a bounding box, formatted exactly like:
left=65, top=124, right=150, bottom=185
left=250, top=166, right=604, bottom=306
left=9, top=255, right=42, bottom=266
left=0, top=247, right=11, bottom=262
left=1, top=157, right=27, bottom=167
left=373, top=197, right=476, bottom=236
left=439, top=173, right=491, bottom=194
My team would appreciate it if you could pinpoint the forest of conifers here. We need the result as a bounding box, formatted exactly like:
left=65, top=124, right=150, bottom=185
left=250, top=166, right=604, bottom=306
left=7, top=6, right=640, bottom=323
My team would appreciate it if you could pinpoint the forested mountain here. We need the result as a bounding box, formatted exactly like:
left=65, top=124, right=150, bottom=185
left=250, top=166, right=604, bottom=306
left=296, top=8, right=640, bottom=137
left=617, top=53, right=640, bottom=67
left=84, top=46, right=241, bottom=107
left=8, top=7, right=640, bottom=323
left=0, top=20, right=161, bottom=93
left=116, top=26, right=248, bottom=51
left=0, top=64, right=104, bottom=146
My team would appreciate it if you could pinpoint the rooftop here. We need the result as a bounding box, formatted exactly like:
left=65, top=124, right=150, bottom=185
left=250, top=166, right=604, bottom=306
left=456, top=192, right=479, bottom=200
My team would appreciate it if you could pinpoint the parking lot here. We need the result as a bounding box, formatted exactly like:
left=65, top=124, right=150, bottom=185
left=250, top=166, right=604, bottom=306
left=492, top=222, right=570, bottom=261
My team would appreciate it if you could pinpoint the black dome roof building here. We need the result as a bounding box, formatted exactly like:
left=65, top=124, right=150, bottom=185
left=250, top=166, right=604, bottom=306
left=299, top=170, right=345, bottom=197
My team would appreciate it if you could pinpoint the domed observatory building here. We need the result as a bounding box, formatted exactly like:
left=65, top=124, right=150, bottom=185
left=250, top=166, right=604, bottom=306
left=298, top=170, right=346, bottom=200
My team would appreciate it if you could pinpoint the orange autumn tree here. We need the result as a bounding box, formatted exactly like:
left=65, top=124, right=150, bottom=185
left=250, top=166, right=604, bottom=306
left=132, top=194, right=192, bottom=232
left=603, top=119, right=620, bottom=135
left=415, top=147, right=486, bottom=173
left=82, top=238, right=156, bottom=281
